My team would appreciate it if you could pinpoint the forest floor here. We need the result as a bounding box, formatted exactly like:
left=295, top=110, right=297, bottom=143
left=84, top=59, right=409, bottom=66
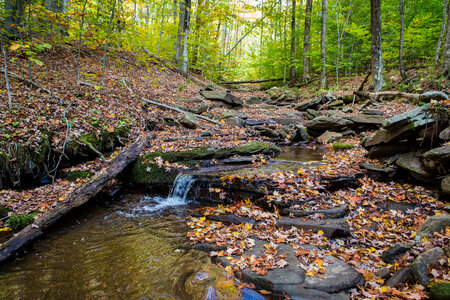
left=0, top=45, right=449, bottom=299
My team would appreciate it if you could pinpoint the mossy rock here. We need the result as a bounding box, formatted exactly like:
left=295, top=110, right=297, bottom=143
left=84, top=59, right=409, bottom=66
left=431, top=282, right=450, bottom=300
left=7, top=212, right=38, bottom=230
left=0, top=206, right=10, bottom=218
left=64, top=171, right=92, bottom=181
left=128, top=142, right=280, bottom=185
left=332, top=142, right=354, bottom=150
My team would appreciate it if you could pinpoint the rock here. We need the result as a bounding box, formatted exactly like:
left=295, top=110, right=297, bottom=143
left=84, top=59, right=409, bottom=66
left=221, top=156, right=255, bottom=165
left=200, top=90, right=243, bottom=107
left=246, top=96, right=262, bottom=105
left=375, top=268, right=391, bottom=279
left=282, top=204, right=348, bottom=219
left=442, top=176, right=450, bottom=195
left=306, top=109, right=319, bottom=118
left=255, top=126, right=280, bottom=138
left=360, top=100, right=372, bottom=109
left=367, top=143, right=419, bottom=159
left=342, top=107, right=354, bottom=113
left=439, top=126, right=450, bottom=141
left=410, top=247, right=445, bottom=287
left=361, top=109, right=384, bottom=116
left=385, top=267, right=412, bottom=288
left=416, top=214, right=450, bottom=241
left=381, top=244, right=410, bottom=263
left=317, top=131, right=343, bottom=143
left=430, top=282, right=450, bottom=300
left=272, top=118, right=303, bottom=125
left=224, top=116, right=245, bottom=127
left=347, top=114, right=385, bottom=126
left=177, top=97, right=204, bottom=104
left=290, top=126, right=311, bottom=142
left=381, top=105, right=432, bottom=129
left=180, top=112, right=198, bottom=129
left=296, top=96, right=324, bottom=111
left=320, top=173, right=364, bottom=190
left=329, top=100, right=344, bottom=108
left=192, top=243, right=227, bottom=252
left=206, top=214, right=255, bottom=225
left=359, top=163, right=396, bottom=181
left=424, top=145, right=450, bottom=165
left=276, top=218, right=350, bottom=238
left=306, top=117, right=354, bottom=132
left=396, top=152, right=432, bottom=182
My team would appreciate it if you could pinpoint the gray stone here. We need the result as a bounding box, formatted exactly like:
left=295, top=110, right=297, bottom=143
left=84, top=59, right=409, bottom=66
left=255, top=126, right=279, bottom=138
left=424, top=145, right=450, bottom=165
left=272, top=118, right=303, bottom=125
left=347, top=114, right=385, bottom=125
left=206, top=214, right=255, bottom=225
left=276, top=218, right=350, bottom=238
left=385, top=267, right=412, bottom=288
left=180, top=112, right=198, bottom=129
left=224, top=116, right=245, bottom=127
left=342, top=107, right=354, bottom=113
left=296, top=96, right=324, bottom=111
left=381, top=105, right=432, bottom=129
left=367, top=143, right=418, bottom=159
left=381, top=244, right=410, bottom=264
left=375, top=268, right=391, bottom=279
left=396, top=152, right=432, bottom=182
left=442, top=176, right=450, bottom=195
left=306, top=109, right=319, bottom=118
left=306, top=117, right=354, bottom=132
left=246, top=96, right=262, bottom=105
left=410, top=247, right=445, bottom=287
left=192, top=243, right=227, bottom=252
left=416, top=214, right=450, bottom=241
left=282, top=204, right=348, bottom=219
left=439, top=126, right=450, bottom=141
left=359, top=163, right=396, bottom=181
left=361, top=109, right=384, bottom=116
left=221, top=156, right=255, bottom=165
left=200, top=90, right=243, bottom=106
left=317, top=131, right=343, bottom=143
left=177, top=97, right=204, bottom=104
left=290, top=126, right=311, bottom=142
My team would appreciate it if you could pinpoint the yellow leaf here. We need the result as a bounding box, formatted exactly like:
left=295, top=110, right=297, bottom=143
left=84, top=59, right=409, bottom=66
left=317, top=230, right=324, bottom=235
left=10, top=44, right=21, bottom=51
left=380, top=286, right=390, bottom=293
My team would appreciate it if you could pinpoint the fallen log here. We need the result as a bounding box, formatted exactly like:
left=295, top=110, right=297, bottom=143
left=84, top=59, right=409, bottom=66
left=354, top=90, right=449, bottom=102
left=0, top=134, right=152, bottom=264
left=218, top=78, right=284, bottom=85
left=142, top=97, right=223, bottom=127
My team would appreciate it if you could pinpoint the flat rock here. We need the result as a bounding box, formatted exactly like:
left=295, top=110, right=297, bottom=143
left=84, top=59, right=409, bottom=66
left=221, top=156, right=255, bottom=165
left=255, top=126, right=279, bottom=138
left=192, top=243, right=227, bottom=252
left=206, top=214, right=256, bottom=225
left=245, top=119, right=266, bottom=126
left=224, top=116, right=245, bottom=127
left=424, top=145, right=450, bottom=165
left=320, top=173, right=364, bottom=190
left=276, top=218, right=350, bottom=238
left=246, top=96, right=262, bottom=105
left=296, top=96, right=325, bottom=111
left=346, top=114, right=385, bottom=125
left=272, top=118, right=303, bottom=125
left=410, top=247, right=445, bottom=287
left=180, top=112, right=198, bottom=129
left=317, top=131, right=342, bottom=143
left=416, top=214, right=450, bottom=241
left=367, top=143, right=418, bottom=158
left=282, top=204, right=348, bottom=219
left=359, top=163, right=396, bottom=181
left=396, top=152, right=432, bottom=182
left=306, top=117, right=354, bottom=132
left=361, top=109, right=384, bottom=116
left=200, top=90, right=243, bottom=107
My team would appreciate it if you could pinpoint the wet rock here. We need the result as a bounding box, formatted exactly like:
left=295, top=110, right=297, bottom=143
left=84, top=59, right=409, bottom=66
left=276, top=218, right=350, bottom=237
left=359, top=163, right=396, bottom=181
left=317, top=131, right=342, bottom=143
left=320, top=173, right=364, bottom=190
left=410, top=247, right=445, bottom=287
left=306, top=117, right=354, bottom=133
left=430, top=282, right=450, bottom=300
left=416, top=214, right=450, bottom=241
left=282, top=204, right=348, bottom=219
left=439, top=126, right=450, bottom=141
left=180, top=112, right=198, bottom=129
left=191, top=243, right=227, bottom=252
left=290, top=126, right=311, bottom=142
left=206, top=214, right=255, bottom=225
left=200, top=90, right=243, bottom=107
left=221, top=156, right=255, bottom=165
left=375, top=268, right=391, bottom=279
left=255, top=126, right=279, bottom=138
left=442, top=176, right=450, bottom=195
left=396, top=152, right=432, bottom=182
left=382, top=244, right=410, bottom=264
left=385, top=267, right=412, bottom=288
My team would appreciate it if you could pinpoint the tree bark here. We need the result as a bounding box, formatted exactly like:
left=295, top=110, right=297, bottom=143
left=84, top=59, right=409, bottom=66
left=290, top=0, right=296, bottom=80
left=181, top=0, right=191, bottom=73
left=302, top=0, right=313, bottom=83
left=444, top=1, right=450, bottom=78
left=4, top=0, right=25, bottom=37
left=321, top=0, right=328, bottom=88
left=399, top=0, right=406, bottom=80
left=435, top=0, right=449, bottom=66
left=102, top=0, right=117, bottom=87
left=175, top=0, right=186, bottom=64
left=157, top=0, right=167, bottom=56
left=0, top=32, right=12, bottom=108
left=370, top=0, right=383, bottom=92
left=192, top=0, right=204, bottom=66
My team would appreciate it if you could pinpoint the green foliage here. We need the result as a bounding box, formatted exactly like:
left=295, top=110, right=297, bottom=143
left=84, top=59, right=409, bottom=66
left=0, top=206, right=10, bottom=218
left=64, top=171, right=92, bottom=181
left=7, top=212, right=38, bottom=230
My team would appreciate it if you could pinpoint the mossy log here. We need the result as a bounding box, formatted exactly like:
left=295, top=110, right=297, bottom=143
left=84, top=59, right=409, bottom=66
left=0, top=134, right=152, bottom=264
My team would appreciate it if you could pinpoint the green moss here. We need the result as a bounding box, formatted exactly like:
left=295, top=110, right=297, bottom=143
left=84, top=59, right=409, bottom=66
left=0, top=206, right=10, bottom=218
left=332, top=142, right=354, bottom=150
left=431, top=282, right=450, bottom=300
left=7, top=213, right=37, bottom=230
left=329, top=100, right=344, bottom=107
left=64, top=171, right=92, bottom=181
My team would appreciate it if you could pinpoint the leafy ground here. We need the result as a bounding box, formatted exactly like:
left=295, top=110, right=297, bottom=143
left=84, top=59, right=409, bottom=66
left=0, top=46, right=449, bottom=299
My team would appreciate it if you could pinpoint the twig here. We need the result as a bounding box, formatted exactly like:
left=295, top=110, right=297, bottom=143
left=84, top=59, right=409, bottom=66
left=49, top=104, right=72, bottom=182
left=75, top=140, right=105, bottom=160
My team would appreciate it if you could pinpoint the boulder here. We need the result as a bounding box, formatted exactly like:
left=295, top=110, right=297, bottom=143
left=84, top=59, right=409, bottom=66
left=361, top=109, right=384, bottom=116
left=410, top=247, right=445, bottom=287
left=396, top=152, right=432, bottom=182
left=224, top=116, right=245, bottom=127
left=346, top=114, right=385, bottom=126
left=255, top=126, right=279, bottom=138
left=276, top=218, right=350, bottom=238
left=246, top=96, right=262, bottom=105
left=439, top=126, right=450, bottom=141
left=367, top=143, right=419, bottom=159
left=272, top=118, right=302, bottom=125
left=375, top=268, right=391, bottom=279
left=200, top=90, right=243, bottom=107
left=442, top=176, right=450, bottom=195
left=359, top=163, right=396, bottom=181
left=296, top=96, right=324, bottom=111
left=381, top=244, right=410, bottom=264
left=424, top=145, right=450, bottom=166
left=282, top=204, right=348, bottom=219
left=306, top=117, right=354, bottom=132
left=180, top=112, right=198, bottom=129
left=416, top=214, right=450, bottom=241
left=385, top=267, right=412, bottom=288
left=317, top=131, right=343, bottom=143
left=290, top=126, right=311, bottom=142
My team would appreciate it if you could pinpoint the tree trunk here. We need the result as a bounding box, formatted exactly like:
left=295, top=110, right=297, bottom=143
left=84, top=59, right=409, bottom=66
left=370, top=0, right=383, bottom=92
left=290, top=0, right=296, bottom=80
left=157, top=0, right=167, bottom=56
left=399, top=0, right=406, bottom=80
left=175, top=0, right=186, bottom=64
left=102, top=0, right=117, bottom=87
left=0, top=32, right=12, bottom=108
left=4, top=0, right=25, bottom=37
left=321, top=0, right=327, bottom=88
left=444, top=2, right=450, bottom=79
left=436, top=0, right=449, bottom=66
left=302, top=0, right=313, bottom=83
left=191, top=0, right=203, bottom=67
left=181, top=0, right=191, bottom=73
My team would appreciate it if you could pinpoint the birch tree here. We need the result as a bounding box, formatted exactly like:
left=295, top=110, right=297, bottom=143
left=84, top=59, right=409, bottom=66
left=302, top=0, right=313, bottom=83
left=370, top=0, right=383, bottom=92
left=321, top=0, right=328, bottom=88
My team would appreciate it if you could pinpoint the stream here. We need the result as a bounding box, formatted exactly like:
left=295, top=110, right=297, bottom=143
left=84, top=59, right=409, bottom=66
left=0, top=146, right=325, bottom=300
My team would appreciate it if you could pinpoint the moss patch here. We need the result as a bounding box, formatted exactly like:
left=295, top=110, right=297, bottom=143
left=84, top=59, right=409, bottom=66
left=332, top=142, right=354, bottom=150
left=0, top=206, right=10, bottom=218
left=64, top=171, right=92, bottom=181
left=431, top=282, right=450, bottom=300
left=7, top=212, right=38, bottom=230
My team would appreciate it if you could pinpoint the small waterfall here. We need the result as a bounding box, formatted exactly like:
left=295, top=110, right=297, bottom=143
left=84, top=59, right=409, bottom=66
left=127, top=174, right=195, bottom=216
